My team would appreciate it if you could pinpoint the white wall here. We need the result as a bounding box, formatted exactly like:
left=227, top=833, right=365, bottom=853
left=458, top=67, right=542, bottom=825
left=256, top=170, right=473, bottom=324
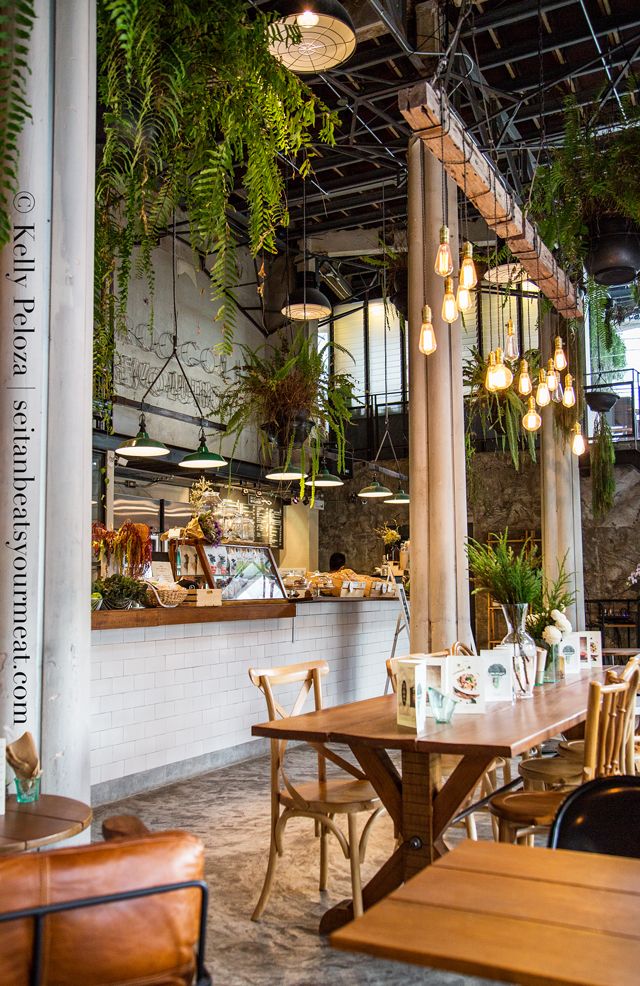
left=90, top=600, right=400, bottom=802
left=280, top=503, right=319, bottom=571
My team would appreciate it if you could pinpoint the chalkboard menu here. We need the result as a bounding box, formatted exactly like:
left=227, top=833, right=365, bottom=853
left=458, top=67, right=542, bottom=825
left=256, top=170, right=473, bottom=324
left=217, top=489, right=284, bottom=550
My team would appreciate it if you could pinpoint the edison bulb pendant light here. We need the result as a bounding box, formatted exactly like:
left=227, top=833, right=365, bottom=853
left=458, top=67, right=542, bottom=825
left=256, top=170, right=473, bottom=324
left=536, top=368, right=550, bottom=407
left=517, top=358, right=532, bottom=396
left=552, top=375, right=564, bottom=404
left=522, top=396, right=542, bottom=432
left=572, top=422, right=586, bottom=456
left=434, top=225, right=454, bottom=277
left=418, top=304, right=437, bottom=355
left=492, top=347, right=513, bottom=391
left=485, top=351, right=497, bottom=392
left=546, top=358, right=559, bottom=392
left=554, top=335, right=567, bottom=371
left=504, top=318, right=519, bottom=361
left=562, top=372, right=576, bottom=408
left=456, top=282, right=472, bottom=313
left=459, top=241, right=478, bottom=289
left=442, top=276, right=458, bottom=323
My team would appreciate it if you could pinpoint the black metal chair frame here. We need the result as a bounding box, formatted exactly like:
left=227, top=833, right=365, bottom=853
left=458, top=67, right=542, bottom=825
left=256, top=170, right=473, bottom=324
left=548, top=775, right=640, bottom=853
left=0, top=879, right=212, bottom=986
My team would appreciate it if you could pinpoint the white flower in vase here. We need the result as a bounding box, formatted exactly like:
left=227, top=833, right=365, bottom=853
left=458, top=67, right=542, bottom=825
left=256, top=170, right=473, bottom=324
left=542, top=624, right=563, bottom=647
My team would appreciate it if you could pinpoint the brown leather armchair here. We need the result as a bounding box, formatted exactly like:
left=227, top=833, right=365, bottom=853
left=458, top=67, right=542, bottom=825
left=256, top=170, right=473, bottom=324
left=0, top=829, right=210, bottom=986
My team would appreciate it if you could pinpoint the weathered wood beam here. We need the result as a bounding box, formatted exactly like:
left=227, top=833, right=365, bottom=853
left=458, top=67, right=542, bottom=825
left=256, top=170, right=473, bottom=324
left=398, top=80, right=581, bottom=318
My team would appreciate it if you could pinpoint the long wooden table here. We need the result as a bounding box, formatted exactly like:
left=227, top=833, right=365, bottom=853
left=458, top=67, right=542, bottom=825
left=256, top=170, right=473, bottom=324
left=331, top=840, right=640, bottom=985
left=253, top=669, right=601, bottom=933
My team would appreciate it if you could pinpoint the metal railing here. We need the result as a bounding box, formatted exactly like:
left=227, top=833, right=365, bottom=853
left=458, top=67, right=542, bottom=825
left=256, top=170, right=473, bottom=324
left=584, top=368, right=640, bottom=446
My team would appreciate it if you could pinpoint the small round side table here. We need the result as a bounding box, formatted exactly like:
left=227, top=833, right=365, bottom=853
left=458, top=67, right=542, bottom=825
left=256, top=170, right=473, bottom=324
left=0, top=794, right=92, bottom=853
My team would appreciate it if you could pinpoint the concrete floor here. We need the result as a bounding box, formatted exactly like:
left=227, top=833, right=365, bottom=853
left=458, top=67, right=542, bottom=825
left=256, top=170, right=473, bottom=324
left=92, top=747, right=503, bottom=986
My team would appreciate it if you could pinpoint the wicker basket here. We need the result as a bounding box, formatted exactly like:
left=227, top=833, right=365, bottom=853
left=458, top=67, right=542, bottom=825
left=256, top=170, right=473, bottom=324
left=145, top=582, right=188, bottom=609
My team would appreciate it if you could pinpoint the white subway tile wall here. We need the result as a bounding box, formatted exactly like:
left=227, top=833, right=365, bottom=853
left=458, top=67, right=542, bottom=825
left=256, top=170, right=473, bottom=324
left=90, top=601, right=399, bottom=786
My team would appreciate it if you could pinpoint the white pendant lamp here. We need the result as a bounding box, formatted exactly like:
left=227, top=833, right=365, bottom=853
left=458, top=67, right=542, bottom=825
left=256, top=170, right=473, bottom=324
left=269, top=1, right=356, bottom=74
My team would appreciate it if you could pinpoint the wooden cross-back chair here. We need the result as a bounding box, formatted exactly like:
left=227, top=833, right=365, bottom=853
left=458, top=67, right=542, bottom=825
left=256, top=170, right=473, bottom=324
left=489, top=671, right=639, bottom=843
left=248, top=659, right=384, bottom=921
left=520, top=656, right=640, bottom=789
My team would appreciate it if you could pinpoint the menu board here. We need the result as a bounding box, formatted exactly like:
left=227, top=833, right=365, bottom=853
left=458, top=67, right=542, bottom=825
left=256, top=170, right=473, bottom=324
left=215, top=490, right=283, bottom=549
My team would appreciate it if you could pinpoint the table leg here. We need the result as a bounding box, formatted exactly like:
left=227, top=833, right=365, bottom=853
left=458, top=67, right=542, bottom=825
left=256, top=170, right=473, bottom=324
left=401, top=750, right=440, bottom=879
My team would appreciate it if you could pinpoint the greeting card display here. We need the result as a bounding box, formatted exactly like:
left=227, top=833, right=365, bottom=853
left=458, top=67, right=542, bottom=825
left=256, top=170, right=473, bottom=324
left=559, top=632, right=581, bottom=675
left=396, top=657, right=428, bottom=731
left=445, top=655, right=486, bottom=714
left=578, top=630, right=603, bottom=668
left=480, top=648, right=513, bottom=702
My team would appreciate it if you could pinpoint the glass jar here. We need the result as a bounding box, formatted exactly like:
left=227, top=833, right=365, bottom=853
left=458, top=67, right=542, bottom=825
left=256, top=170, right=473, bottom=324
left=501, top=603, right=537, bottom=699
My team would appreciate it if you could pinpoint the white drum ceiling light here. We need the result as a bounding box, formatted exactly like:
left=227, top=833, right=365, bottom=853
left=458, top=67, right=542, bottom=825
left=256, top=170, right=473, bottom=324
left=270, top=1, right=356, bottom=74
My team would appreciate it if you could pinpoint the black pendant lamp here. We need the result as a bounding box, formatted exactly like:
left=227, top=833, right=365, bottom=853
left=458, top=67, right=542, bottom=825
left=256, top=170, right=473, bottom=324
left=270, top=1, right=356, bottom=74
left=281, top=282, right=332, bottom=320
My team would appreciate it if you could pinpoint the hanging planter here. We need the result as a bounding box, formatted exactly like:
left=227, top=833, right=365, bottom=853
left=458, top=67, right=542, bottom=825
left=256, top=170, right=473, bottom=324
left=591, top=413, right=616, bottom=519
left=585, top=215, right=640, bottom=286
left=585, top=390, right=618, bottom=414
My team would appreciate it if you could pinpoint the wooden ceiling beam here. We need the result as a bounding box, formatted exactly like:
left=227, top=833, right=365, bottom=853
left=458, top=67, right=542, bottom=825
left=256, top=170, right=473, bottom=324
left=398, top=80, right=581, bottom=318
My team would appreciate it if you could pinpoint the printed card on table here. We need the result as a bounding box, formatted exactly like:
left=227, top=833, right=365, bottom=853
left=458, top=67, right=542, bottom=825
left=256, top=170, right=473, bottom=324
left=578, top=630, right=603, bottom=668
left=559, top=632, right=581, bottom=675
left=480, top=648, right=513, bottom=702
left=445, top=655, right=486, bottom=714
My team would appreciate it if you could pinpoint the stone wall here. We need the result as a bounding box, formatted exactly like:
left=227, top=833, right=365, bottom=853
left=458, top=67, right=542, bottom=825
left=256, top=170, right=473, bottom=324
left=318, top=450, right=640, bottom=645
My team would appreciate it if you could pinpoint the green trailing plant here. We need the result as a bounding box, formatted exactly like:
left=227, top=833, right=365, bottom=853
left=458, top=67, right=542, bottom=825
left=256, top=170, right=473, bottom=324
left=587, top=276, right=626, bottom=378
left=527, top=554, right=576, bottom=640
left=214, top=326, right=357, bottom=500
left=95, top=0, right=337, bottom=400
left=463, top=346, right=539, bottom=470
left=0, top=1, right=36, bottom=247
left=466, top=530, right=542, bottom=605
left=591, top=412, right=616, bottom=519
left=530, top=95, right=640, bottom=278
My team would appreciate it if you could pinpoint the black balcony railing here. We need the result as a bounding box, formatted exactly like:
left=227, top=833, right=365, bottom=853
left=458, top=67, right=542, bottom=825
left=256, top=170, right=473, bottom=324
left=584, top=368, right=640, bottom=447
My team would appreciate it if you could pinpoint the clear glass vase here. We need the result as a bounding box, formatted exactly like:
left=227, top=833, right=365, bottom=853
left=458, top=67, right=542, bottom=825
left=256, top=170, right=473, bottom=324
left=500, top=603, right=537, bottom=699
left=543, top=644, right=559, bottom=684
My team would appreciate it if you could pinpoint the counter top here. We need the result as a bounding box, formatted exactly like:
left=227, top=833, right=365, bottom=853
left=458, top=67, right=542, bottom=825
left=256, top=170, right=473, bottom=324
left=91, top=599, right=296, bottom=629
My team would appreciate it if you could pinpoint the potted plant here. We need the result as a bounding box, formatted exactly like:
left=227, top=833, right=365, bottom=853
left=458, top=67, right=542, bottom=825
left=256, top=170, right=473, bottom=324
left=466, top=531, right=542, bottom=697
left=531, top=98, right=640, bottom=286
left=215, top=327, right=357, bottom=496
left=92, top=521, right=152, bottom=578
left=92, top=574, right=149, bottom=611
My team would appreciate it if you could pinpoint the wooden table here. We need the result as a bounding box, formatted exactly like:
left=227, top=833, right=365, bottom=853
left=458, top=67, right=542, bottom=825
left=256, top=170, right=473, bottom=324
left=0, top=795, right=92, bottom=852
left=253, top=669, right=601, bottom=933
left=331, top=840, right=640, bottom=986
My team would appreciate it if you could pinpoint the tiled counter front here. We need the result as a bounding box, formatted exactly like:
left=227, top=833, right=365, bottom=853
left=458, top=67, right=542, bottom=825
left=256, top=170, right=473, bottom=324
left=90, top=600, right=399, bottom=803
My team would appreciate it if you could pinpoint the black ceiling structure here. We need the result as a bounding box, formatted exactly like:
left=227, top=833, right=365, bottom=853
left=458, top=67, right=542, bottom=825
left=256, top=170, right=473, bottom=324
left=238, top=0, right=640, bottom=262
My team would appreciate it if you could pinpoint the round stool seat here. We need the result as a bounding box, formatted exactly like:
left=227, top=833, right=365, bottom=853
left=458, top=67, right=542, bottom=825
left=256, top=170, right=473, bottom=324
left=489, top=789, right=566, bottom=826
left=557, top=739, right=585, bottom=761
left=519, top=755, right=582, bottom=788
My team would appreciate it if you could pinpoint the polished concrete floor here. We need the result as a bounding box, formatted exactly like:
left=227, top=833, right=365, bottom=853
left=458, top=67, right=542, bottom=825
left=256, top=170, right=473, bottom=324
left=92, top=747, right=502, bottom=986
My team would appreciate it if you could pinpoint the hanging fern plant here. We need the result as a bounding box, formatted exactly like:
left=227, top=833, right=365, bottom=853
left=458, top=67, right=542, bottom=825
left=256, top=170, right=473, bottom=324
left=95, top=0, right=337, bottom=388
left=591, top=412, right=616, bottom=519
left=0, top=1, right=36, bottom=247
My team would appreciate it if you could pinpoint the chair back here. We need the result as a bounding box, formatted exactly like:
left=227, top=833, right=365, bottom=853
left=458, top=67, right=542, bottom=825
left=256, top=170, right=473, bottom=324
left=386, top=653, right=450, bottom=693
left=582, top=673, right=637, bottom=782
left=249, top=660, right=330, bottom=786
left=605, top=662, right=640, bottom=773
left=449, top=641, right=476, bottom=656
left=548, top=775, right=640, bottom=858
left=0, top=830, right=206, bottom=986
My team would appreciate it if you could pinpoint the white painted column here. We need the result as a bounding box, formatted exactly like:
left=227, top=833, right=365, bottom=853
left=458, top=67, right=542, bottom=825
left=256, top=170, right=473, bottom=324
left=555, top=437, right=578, bottom=627
left=40, top=0, right=96, bottom=802
left=424, top=153, right=460, bottom=651
left=0, top=0, right=53, bottom=744
left=407, top=138, right=430, bottom=652
left=570, top=451, right=586, bottom=628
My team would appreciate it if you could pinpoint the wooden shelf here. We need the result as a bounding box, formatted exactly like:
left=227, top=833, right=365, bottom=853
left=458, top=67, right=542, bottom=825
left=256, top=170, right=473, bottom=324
left=92, top=600, right=296, bottom=630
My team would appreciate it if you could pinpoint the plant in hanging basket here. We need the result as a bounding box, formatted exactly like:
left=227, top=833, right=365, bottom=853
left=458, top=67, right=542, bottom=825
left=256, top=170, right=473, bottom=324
left=215, top=326, right=357, bottom=494
left=591, top=412, right=616, bottom=519
left=530, top=97, right=640, bottom=286
left=463, top=347, right=539, bottom=470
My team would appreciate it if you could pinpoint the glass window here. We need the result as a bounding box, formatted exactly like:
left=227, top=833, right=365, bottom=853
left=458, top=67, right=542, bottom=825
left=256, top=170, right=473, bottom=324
left=368, top=301, right=403, bottom=403
left=332, top=302, right=366, bottom=397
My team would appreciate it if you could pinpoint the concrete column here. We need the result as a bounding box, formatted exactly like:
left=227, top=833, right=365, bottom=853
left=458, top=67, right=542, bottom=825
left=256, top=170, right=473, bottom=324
left=0, top=0, right=53, bottom=743
left=570, top=451, right=586, bottom=627
left=555, top=437, right=578, bottom=627
left=447, top=178, right=473, bottom=647
left=540, top=312, right=558, bottom=582
left=425, top=153, right=459, bottom=651
left=407, top=138, right=430, bottom=652
left=40, top=0, right=96, bottom=802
